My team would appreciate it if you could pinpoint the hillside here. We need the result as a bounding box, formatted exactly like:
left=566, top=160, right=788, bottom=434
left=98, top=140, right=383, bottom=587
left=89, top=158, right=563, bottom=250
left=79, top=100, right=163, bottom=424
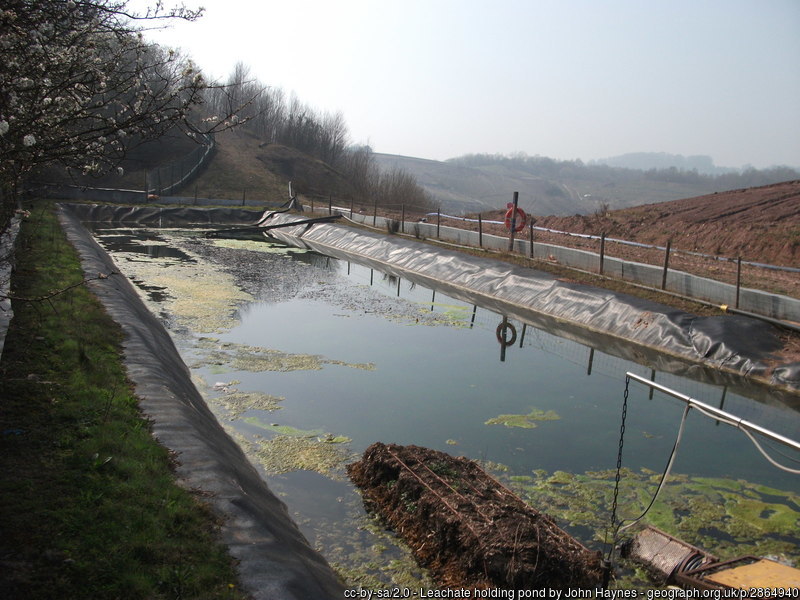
left=374, top=153, right=799, bottom=217
left=484, top=180, right=800, bottom=268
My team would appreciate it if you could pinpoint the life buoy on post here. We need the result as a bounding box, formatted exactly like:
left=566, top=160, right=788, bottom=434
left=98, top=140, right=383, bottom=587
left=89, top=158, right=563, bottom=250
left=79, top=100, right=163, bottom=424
left=504, top=203, right=527, bottom=232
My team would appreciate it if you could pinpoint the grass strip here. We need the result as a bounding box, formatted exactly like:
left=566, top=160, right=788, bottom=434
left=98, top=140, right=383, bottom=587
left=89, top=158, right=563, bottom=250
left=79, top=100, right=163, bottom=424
left=0, top=202, right=247, bottom=599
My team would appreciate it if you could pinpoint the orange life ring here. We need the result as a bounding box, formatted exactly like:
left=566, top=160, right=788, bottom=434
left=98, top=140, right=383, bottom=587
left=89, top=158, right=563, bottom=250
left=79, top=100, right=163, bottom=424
left=504, top=205, right=527, bottom=232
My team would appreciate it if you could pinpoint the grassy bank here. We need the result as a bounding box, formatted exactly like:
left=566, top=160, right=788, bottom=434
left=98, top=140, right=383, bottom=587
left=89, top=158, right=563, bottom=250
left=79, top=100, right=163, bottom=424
left=0, top=202, right=247, bottom=599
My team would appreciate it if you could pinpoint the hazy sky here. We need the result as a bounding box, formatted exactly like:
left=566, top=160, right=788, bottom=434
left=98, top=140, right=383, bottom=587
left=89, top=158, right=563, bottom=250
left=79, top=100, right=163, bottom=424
left=136, top=0, right=800, bottom=169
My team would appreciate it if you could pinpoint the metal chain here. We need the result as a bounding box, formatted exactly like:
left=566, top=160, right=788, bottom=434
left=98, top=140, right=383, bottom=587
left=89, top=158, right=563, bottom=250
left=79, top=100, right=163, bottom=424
left=605, top=375, right=629, bottom=563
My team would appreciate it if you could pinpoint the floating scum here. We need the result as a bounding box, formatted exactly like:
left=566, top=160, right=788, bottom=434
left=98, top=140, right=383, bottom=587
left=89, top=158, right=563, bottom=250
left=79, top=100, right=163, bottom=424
left=56, top=204, right=800, bottom=594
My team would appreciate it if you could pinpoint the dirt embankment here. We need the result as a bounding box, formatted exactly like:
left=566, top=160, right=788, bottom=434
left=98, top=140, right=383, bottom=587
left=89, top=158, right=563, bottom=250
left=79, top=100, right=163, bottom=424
left=522, top=180, right=800, bottom=268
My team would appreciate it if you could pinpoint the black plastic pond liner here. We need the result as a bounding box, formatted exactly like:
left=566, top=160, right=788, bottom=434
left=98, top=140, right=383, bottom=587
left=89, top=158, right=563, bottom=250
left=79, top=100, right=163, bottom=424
left=57, top=205, right=346, bottom=599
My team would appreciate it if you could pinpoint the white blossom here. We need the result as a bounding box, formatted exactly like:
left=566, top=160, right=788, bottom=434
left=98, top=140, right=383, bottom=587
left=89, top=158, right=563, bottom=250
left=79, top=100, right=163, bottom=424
left=23, top=134, right=36, bottom=146
left=0, top=121, right=8, bottom=136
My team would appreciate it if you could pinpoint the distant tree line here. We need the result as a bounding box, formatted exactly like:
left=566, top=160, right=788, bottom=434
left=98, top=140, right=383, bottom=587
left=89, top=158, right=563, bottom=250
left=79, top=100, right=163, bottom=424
left=204, top=62, right=434, bottom=211
left=448, top=152, right=800, bottom=192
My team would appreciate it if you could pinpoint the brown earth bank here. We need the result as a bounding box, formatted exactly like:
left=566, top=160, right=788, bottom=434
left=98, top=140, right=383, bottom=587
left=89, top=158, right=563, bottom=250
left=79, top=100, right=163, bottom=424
left=347, top=443, right=606, bottom=591
left=490, top=180, right=800, bottom=268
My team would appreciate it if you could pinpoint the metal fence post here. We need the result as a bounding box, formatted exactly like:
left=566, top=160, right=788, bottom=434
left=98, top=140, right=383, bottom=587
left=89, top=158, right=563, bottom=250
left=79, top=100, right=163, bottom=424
left=736, top=256, right=742, bottom=308
left=507, top=192, right=519, bottom=252
left=436, top=207, right=441, bottom=238
left=401, top=205, right=405, bottom=234
left=478, top=214, right=483, bottom=248
left=529, top=220, right=534, bottom=258
left=599, top=232, right=606, bottom=275
left=661, top=239, right=672, bottom=290
left=373, top=198, right=378, bottom=226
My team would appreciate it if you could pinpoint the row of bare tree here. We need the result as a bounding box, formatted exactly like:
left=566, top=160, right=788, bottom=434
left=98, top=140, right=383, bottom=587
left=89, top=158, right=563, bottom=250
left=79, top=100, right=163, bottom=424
left=205, top=63, right=435, bottom=212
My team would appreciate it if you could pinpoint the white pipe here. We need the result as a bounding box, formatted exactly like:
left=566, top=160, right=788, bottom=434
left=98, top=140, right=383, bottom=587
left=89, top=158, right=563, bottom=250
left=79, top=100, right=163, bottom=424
left=625, top=371, right=800, bottom=453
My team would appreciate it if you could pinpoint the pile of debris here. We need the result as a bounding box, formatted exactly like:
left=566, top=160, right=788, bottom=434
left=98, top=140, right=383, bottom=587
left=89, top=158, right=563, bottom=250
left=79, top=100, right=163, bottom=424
left=347, top=442, right=605, bottom=590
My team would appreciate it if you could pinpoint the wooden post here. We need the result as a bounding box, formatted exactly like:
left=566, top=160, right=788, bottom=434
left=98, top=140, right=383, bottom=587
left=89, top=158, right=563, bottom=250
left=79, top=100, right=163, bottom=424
left=735, top=256, right=742, bottom=308
left=373, top=198, right=378, bottom=226
left=349, top=198, right=354, bottom=219
left=599, top=232, right=606, bottom=275
left=401, top=205, right=405, bottom=234
left=661, top=239, right=672, bottom=290
left=242, top=189, right=246, bottom=205
left=478, top=214, right=483, bottom=248
left=328, top=195, right=332, bottom=215
left=436, top=207, right=441, bottom=238
left=507, top=191, right=519, bottom=252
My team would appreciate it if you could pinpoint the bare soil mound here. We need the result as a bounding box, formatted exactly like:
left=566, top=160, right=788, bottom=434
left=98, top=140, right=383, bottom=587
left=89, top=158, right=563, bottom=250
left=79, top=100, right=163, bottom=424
left=347, top=442, right=605, bottom=590
left=527, top=180, right=800, bottom=267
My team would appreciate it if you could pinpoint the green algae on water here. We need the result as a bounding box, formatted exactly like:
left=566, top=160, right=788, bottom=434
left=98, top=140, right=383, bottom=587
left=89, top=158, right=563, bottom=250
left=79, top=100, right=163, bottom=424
left=191, top=340, right=375, bottom=373
left=485, top=408, right=561, bottom=428
left=245, top=434, right=355, bottom=476
left=209, top=239, right=309, bottom=255
left=497, top=467, right=800, bottom=566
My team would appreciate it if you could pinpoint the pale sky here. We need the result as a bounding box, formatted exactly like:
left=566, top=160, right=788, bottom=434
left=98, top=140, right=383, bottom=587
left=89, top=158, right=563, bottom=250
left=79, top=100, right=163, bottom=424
left=136, top=0, right=800, bottom=169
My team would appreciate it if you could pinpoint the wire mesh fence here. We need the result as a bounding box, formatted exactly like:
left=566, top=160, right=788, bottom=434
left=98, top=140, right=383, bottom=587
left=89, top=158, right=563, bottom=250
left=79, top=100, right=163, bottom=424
left=145, top=133, right=215, bottom=196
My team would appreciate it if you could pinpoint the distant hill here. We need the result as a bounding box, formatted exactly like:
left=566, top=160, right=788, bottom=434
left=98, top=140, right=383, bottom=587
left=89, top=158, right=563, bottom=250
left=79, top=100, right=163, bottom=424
left=374, top=152, right=800, bottom=217
left=590, top=152, right=739, bottom=175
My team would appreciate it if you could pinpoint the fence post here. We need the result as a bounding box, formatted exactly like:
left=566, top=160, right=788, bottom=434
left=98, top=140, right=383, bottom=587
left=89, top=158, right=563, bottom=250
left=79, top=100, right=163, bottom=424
left=401, top=205, right=405, bottom=234
left=661, top=239, right=672, bottom=290
left=507, top=191, right=519, bottom=252
left=478, top=214, right=483, bottom=248
left=242, top=189, right=246, bottom=205
left=529, top=220, right=534, bottom=258
left=373, top=198, right=378, bottom=226
left=350, top=198, right=354, bottom=219
left=328, top=195, right=332, bottom=215
left=436, top=207, right=441, bottom=238
left=736, top=256, right=742, bottom=308
left=599, top=232, right=606, bottom=275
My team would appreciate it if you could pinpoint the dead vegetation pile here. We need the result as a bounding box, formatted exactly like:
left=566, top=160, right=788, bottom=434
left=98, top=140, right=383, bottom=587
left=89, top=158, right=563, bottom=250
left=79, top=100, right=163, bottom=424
left=347, top=442, right=605, bottom=590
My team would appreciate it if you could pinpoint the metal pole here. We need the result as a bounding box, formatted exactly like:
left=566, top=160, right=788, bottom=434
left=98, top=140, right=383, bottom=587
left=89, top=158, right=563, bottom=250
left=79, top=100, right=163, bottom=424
left=736, top=256, right=742, bottom=309
left=436, top=207, right=441, bottom=239
left=529, top=220, right=534, bottom=258
left=478, top=214, right=483, bottom=248
left=328, top=195, right=332, bottom=215
left=661, top=239, right=672, bottom=290
left=625, top=371, right=800, bottom=452
left=599, top=232, right=606, bottom=275
left=373, top=198, right=378, bottom=226
left=507, top=191, right=519, bottom=252
left=401, top=205, right=405, bottom=234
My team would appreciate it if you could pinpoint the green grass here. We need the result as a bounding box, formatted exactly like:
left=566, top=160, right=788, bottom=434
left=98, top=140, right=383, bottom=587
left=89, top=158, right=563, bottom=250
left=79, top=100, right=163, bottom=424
left=0, top=202, right=247, bottom=599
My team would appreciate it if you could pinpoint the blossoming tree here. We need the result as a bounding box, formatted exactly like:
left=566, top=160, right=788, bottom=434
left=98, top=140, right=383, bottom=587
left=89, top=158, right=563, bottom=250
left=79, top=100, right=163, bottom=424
left=0, top=0, right=250, bottom=218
